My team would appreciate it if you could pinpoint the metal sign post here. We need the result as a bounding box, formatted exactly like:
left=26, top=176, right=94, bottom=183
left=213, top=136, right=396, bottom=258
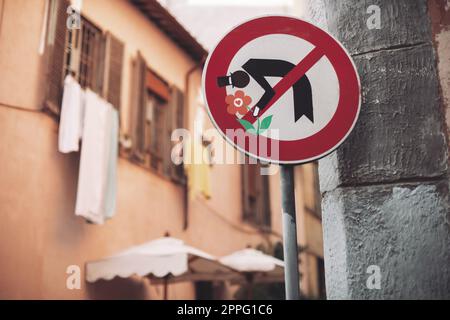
left=280, top=164, right=300, bottom=299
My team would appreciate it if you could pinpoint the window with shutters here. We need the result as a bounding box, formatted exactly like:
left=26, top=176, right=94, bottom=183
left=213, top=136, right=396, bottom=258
left=145, top=92, right=167, bottom=173
left=76, top=18, right=104, bottom=93
left=129, top=53, right=186, bottom=184
left=242, top=161, right=271, bottom=228
left=44, top=0, right=124, bottom=114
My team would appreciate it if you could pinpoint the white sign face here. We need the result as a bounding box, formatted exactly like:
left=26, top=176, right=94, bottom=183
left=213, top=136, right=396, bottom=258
left=226, top=34, right=340, bottom=141
left=202, top=16, right=361, bottom=164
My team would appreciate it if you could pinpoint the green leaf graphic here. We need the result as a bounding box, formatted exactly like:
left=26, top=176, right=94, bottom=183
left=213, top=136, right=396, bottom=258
left=237, top=119, right=255, bottom=132
left=260, top=115, right=273, bottom=130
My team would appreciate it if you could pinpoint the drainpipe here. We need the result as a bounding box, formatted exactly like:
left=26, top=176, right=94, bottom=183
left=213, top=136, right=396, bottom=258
left=182, top=55, right=207, bottom=230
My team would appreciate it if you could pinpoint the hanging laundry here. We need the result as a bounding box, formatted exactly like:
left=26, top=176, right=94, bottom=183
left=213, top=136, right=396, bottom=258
left=58, top=75, right=84, bottom=153
left=104, top=108, right=119, bottom=220
left=183, top=138, right=211, bottom=200
left=75, top=90, right=114, bottom=224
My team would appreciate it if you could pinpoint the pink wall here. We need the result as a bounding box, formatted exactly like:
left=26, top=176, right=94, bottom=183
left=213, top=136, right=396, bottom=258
left=0, top=0, right=323, bottom=299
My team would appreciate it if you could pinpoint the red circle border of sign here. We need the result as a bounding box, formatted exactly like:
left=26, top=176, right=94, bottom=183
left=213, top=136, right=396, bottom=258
left=202, top=16, right=361, bottom=164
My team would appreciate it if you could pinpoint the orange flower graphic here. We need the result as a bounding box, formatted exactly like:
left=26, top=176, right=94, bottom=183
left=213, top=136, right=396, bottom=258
left=225, top=90, right=252, bottom=115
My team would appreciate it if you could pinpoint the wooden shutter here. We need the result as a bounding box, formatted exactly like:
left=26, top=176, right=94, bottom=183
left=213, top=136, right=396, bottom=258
left=166, top=87, right=185, bottom=182
left=130, top=52, right=147, bottom=162
left=242, top=163, right=271, bottom=226
left=174, top=88, right=185, bottom=130
left=242, top=164, right=253, bottom=220
left=163, top=89, right=175, bottom=177
left=45, top=0, right=70, bottom=114
left=252, top=164, right=271, bottom=227
left=104, top=32, right=125, bottom=111
left=259, top=172, right=271, bottom=227
left=93, top=31, right=107, bottom=95
left=67, top=28, right=81, bottom=78
left=175, top=88, right=185, bottom=182
left=151, top=101, right=165, bottom=170
left=77, top=18, right=103, bottom=94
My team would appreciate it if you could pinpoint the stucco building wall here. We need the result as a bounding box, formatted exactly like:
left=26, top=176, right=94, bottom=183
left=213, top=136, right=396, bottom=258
left=0, top=0, right=323, bottom=299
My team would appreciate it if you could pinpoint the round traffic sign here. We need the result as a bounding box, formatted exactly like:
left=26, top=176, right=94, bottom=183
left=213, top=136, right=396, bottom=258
left=202, top=16, right=361, bottom=164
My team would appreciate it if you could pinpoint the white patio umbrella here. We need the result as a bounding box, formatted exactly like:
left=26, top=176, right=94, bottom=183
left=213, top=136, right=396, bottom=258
left=219, top=248, right=285, bottom=299
left=86, top=237, right=235, bottom=299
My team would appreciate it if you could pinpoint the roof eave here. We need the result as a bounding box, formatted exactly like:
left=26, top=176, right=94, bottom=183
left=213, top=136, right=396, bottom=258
left=130, top=0, right=208, bottom=63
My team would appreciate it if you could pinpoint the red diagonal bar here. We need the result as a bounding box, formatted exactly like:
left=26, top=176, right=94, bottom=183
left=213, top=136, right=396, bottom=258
left=242, top=47, right=325, bottom=123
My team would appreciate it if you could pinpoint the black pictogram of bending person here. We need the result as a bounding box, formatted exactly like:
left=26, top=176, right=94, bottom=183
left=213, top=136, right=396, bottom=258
left=217, top=59, right=313, bottom=123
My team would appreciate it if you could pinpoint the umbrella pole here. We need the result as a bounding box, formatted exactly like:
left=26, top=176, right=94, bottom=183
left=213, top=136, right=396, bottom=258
left=246, top=274, right=254, bottom=300
left=247, top=282, right=253, bottom=300
left=163, top=276, right=169, bottom=300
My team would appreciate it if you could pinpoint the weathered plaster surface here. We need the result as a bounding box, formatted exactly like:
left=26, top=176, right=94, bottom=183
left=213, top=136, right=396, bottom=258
left=341, top=44, right=447, bottom=185
left=323, top=0, right=432, bottom=55
left=304, top=0, right=450, bottom=299
left=323, top=183, right=450, bottom=299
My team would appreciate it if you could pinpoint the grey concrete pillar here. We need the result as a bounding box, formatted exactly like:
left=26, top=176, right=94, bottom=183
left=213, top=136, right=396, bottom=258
left=303, top=0, right=450, bottom=299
